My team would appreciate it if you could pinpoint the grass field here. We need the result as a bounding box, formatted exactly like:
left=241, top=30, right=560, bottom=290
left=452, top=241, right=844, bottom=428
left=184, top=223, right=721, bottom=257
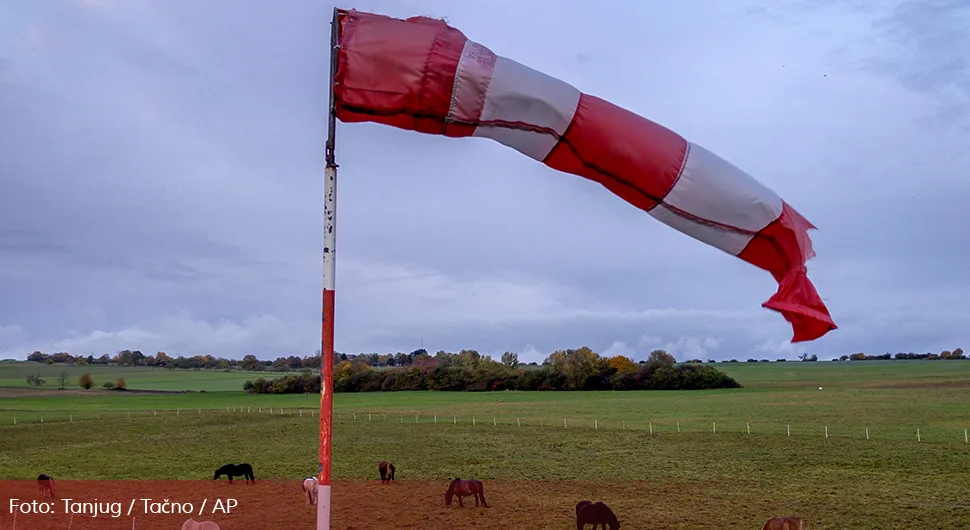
left=1, top=360, right=969, bottom=528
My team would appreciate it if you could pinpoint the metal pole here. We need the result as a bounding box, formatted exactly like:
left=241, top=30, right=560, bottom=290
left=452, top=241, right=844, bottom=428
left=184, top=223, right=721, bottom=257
left=318, top=7, right=340, bottom=530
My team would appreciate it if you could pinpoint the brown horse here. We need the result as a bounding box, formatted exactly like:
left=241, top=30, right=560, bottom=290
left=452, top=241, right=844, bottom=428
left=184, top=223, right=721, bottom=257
left=444, top=478, right=488, bottom=508
left=37, top=474, right=55, bottom=498
left=576, top=500, right=620, bottom=529
left=761, top=516, right=806, bottom=530
left=378, top=461, right=395, bottom=484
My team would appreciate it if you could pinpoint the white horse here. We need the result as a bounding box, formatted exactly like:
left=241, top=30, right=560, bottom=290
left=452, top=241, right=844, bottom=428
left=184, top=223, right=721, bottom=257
left=181, top=518, right=220, bottom=530
left=303, top=476, right=319, bottom=506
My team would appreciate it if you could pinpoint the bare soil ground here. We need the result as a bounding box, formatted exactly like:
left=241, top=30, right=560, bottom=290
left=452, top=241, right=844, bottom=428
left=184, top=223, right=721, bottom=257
left=0, top=479, right=802, bottom=529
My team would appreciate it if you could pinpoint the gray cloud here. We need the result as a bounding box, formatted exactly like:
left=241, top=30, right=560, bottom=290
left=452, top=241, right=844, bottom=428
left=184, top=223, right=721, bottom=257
left=0, top=0, right=967, bottom=363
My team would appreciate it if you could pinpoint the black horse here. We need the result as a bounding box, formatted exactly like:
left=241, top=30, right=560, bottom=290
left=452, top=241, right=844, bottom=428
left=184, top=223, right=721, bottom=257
left=37, top=474, right=55, bottom=498
left=576, top=500, right=620, bottom=529
left=213, top=463, right=254, bottom=484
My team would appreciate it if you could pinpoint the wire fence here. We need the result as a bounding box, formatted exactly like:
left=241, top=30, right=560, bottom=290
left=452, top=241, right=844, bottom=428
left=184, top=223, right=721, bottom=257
left=0, top=407, right=967, bottom=444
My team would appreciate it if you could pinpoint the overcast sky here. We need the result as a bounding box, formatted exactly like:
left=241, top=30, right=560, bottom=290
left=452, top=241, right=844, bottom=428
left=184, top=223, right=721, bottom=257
left=1, top=0, right=967, bottom=363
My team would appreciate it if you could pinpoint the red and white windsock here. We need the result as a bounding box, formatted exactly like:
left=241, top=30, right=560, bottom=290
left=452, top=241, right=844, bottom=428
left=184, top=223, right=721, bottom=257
left=332, top=9, right=837, bottom=342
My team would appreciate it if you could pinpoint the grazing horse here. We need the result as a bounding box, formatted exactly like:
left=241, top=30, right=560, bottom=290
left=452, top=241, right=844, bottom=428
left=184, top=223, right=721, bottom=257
left=576, top=500, right=620, bottom=530
left=181, top=518, right=220, bottom=530
left=444, top=478, right=488, bottom=508
left=378, top=461, right=395, bottom=484
left=37, top=474, right=55, bottom=498
left=212, top=463, right=254, bottom=484
left=761, top=516, right=805, bottom=530
left=302, top=477, right=318, bottom=506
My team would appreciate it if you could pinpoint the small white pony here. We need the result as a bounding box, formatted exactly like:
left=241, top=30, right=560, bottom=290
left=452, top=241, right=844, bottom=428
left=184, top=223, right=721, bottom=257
left=181, top=519, right=220, bottom=530
left=303, top=476, right=319, bottom=506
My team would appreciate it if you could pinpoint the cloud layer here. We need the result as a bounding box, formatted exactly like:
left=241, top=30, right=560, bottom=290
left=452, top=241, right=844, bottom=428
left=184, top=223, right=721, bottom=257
left=1, top=0, right=967, bottom=362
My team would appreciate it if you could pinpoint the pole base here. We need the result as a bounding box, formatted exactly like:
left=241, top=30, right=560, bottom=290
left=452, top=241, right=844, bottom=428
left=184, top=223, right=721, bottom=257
left=316, top=483, right=332, bottom=530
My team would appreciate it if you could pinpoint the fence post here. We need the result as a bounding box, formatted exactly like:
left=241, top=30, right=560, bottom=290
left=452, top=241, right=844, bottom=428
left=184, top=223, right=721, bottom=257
left=866, top=427, right=869, bottom=440
left=70, top=414, right=73, bottom=422
left=433, top=415, right=436, bottom=424
left=917, top=428, right=921, bottom=442
left=225, top=407, right=229, bottom=413
left=622, top=421, right=625, bottom=430
left=300, top=409, right=303, bottom=417
left=517, top=418, right=521, bottom=427
left=415, top=414, right=419, bottom=423
left=353, top=412, right=357, bottom=420
left=594, top=419, right=598, bottom=430
left=473, top=416, right=476, bottom=426
left=13, top=416, right=15, bottom=424
left=787, top=424, right=790, bottom=436
left=177, top=409, right=180, bottom=416
left=676, top=422, right=680, bottom=433
left=493, top=417, right=496, bottom=426
left=747, top=422, right=750, bottom=434
left=825, top=425, right=828, bottom=439
left=965, top=428, right=968, bottom=443
left=713, top=422, right=716, bottom=434
left=563, top=418, right=567, bottom=429
left=154, top=410, right=157, bottom=417
left=649, top=423, right=653, bottom=435
left=369, top=413, right=372, bottom=421
left=453, top=415, right=456, bottom=424
left=400, top=415, right=403, bottom=423
left=248, top=407, right=251, bottom=413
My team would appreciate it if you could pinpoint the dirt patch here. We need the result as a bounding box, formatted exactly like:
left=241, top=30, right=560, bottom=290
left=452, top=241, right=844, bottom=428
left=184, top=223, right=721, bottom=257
left=0, top=479, right=781, bottom=529
left=0, top=387, right=189, bottom=398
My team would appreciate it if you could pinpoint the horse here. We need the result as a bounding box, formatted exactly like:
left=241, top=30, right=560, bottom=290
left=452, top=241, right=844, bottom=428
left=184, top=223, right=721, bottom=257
left=576, top=500, right=620, bottom=530
left=444, top=478, right=488, bottom=508
left=181, top=518, right=220, bottom=530
left=302, top=477, right=318, bottom=506
left=378, top=461, right=395, bottom=484
left=36, top=474, right=55, bottom=498
left=761, top=516, right=806, bottom=530
left=212, top=463, right=254, bottom=484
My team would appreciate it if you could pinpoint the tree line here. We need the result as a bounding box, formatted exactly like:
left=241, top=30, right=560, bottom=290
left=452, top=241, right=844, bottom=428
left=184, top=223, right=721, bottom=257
left=24, top=370, right=127, bottom=391
left=242, top=348, right=743, bottom=394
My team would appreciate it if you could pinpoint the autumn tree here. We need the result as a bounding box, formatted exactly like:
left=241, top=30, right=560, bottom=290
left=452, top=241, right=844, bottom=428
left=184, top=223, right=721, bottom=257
left=608, top=355, right=638, bottom=374
left=648, top=349, right=676, bottom=366
left=78, top=373, right=94, bottom=389
left=115, top=377, right=127, bottom=390
left=240, top=354, right=261, bottom=371
left=501, top=352, right=519, bottom=368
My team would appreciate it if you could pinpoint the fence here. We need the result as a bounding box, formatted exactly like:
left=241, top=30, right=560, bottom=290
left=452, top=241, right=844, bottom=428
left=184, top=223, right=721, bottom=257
left=0, top=407, right=967, bottom=444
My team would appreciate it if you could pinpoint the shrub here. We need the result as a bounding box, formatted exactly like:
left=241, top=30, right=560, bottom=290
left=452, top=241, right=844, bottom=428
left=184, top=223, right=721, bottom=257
left=115, top=377, right=127, bottom=390
left=78, top=373, right=94, bottom=389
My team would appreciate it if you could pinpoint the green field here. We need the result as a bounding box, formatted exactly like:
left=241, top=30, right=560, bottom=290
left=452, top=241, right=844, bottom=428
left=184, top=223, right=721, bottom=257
left=1, top=360, right=969, bottom=528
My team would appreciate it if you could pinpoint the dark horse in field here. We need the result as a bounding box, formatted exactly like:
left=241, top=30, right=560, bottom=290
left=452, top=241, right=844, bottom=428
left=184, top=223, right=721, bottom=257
left=213, top=463, right=254, bottom=484
left=576, top=500, right=620, bottom=529
left=444, top=478, right=488, bottom=508
left=378, top=461, right=395, bottom=484
left=37, top=474, right=55, bottom=498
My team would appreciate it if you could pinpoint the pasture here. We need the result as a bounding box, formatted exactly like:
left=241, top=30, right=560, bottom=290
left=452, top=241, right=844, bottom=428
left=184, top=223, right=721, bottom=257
left=1, top=360, right=969, bottom=528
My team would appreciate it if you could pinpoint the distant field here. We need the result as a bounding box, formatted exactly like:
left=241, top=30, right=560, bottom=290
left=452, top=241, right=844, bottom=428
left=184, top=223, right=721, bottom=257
left=1, top=360, right=969, bottom=528
left=0, top=361, right=307, bottom=391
